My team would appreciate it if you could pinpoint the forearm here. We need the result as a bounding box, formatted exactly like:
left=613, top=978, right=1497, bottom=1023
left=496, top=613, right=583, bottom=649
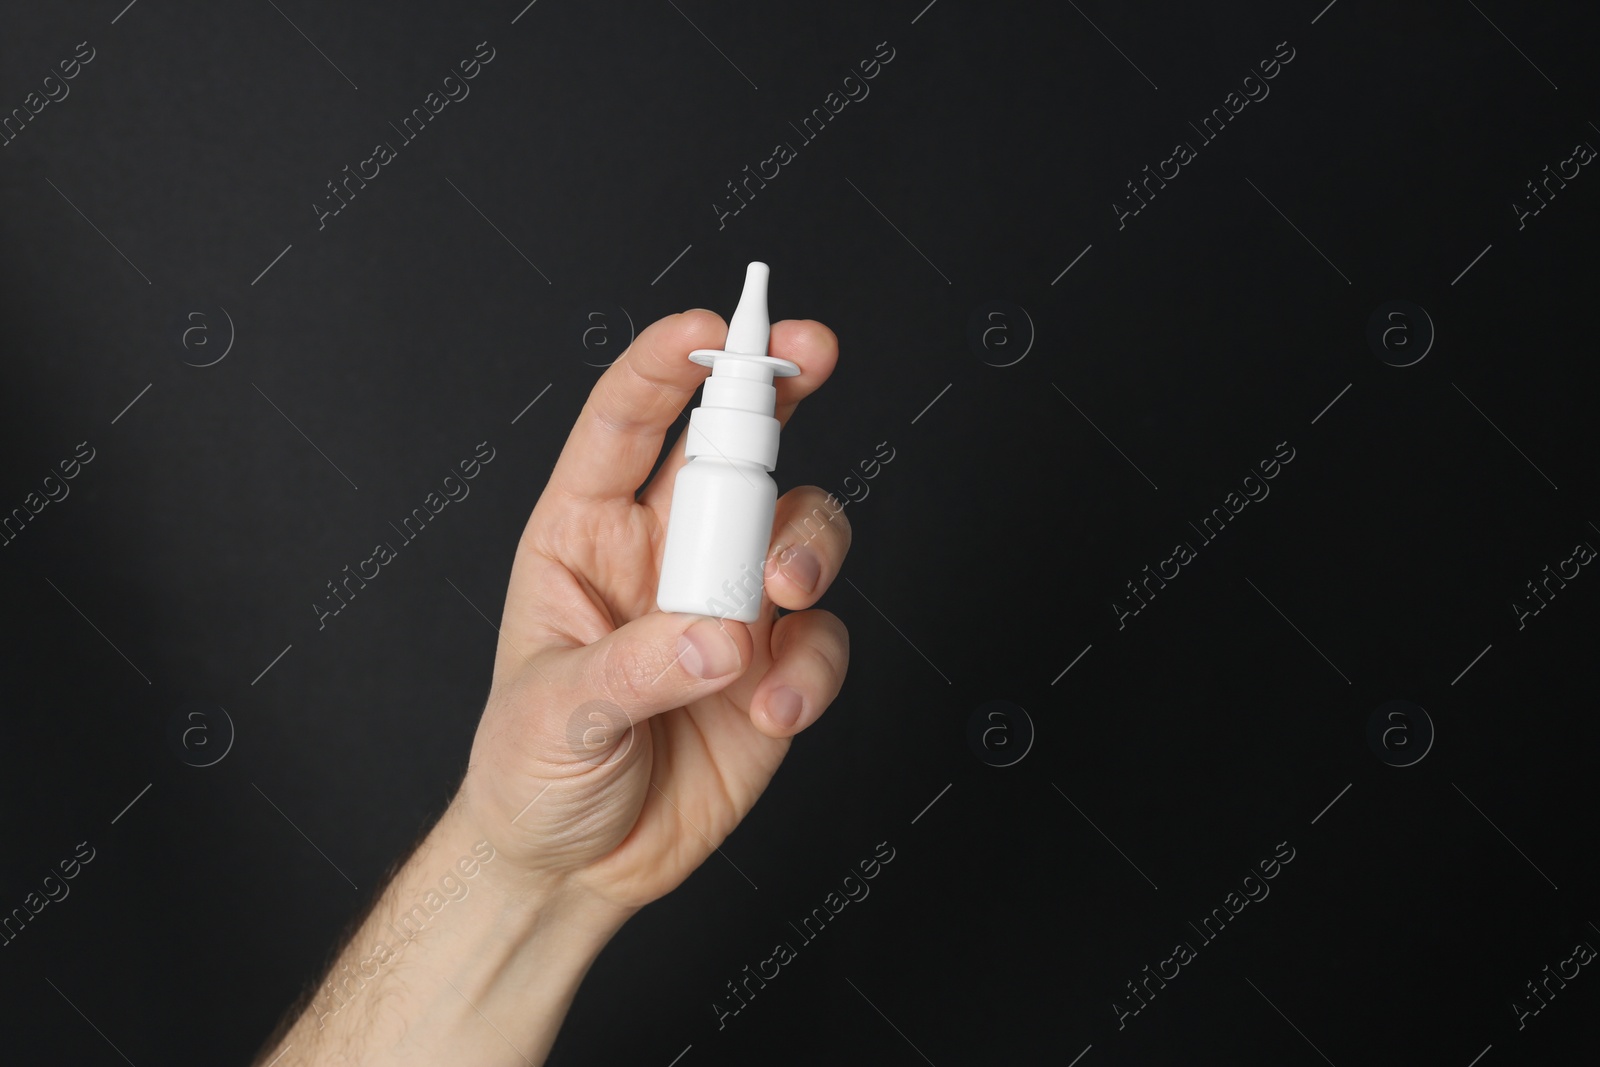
left=254, top=793, right=634, bottom=1065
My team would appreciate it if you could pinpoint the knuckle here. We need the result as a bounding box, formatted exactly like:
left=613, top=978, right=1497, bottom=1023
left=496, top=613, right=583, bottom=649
left=562, top=698, right=634, bottom=766
left=817, top=613, right=850, bottom=673
left=826, top=499, right=852, bottom=547
left=593, top=640, right=663, bottom=710
left=776, top=611, right=849, bottom=678
left=787, top=489, right=851, bottom=551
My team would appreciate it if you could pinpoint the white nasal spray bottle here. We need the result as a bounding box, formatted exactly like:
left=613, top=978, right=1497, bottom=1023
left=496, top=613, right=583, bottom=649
left=656, top=261, right=801, bottom=623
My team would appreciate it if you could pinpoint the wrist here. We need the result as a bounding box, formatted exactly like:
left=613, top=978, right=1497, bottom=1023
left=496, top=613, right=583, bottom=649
left=441, top=780, right=637, bottom=946
left=271, top=789, right=634, bottom=1065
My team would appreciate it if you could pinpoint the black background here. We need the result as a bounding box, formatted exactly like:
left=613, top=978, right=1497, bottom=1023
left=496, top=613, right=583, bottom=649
left=3, top=1, right=1598, bottom=1064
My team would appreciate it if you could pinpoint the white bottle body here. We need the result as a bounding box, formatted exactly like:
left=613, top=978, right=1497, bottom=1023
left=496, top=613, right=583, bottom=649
left=657, top=457, right=776, bottom=622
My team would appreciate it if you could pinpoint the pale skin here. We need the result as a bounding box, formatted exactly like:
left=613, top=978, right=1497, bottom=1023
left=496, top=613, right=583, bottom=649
left=252, top=310, right=852, bottom=1065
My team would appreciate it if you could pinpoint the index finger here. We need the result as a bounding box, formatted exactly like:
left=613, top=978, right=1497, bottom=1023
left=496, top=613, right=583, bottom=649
left=771, top=318, right=841, bottom=429
left=546, top=309, right=727, bottom=502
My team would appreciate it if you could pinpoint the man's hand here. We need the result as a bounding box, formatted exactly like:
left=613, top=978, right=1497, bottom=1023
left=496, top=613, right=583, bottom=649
left=254, top=310, right=849, bottom=1065
left=460, top=308, right=851, bottom=911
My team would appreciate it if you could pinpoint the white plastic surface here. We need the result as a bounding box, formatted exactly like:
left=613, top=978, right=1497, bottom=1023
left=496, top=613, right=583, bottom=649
left=657, top=261, right=797, bottom=622
left=656, top=458, right=776, bottom=622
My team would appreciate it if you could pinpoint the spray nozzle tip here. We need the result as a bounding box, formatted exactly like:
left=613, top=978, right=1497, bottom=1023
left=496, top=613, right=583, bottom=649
left=724, top=261, right=770, bottom=358
left=688, top=261, right=801, bottom=378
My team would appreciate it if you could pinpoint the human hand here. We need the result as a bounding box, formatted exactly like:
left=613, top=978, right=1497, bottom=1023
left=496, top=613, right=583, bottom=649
left=458, top=309, right=851, bottom=915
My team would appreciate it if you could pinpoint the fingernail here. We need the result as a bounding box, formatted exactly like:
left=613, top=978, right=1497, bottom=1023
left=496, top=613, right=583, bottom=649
left=678, top=618, right=740, bottom=679
left=767, top=686, right=803, bottom=729
left=682, top=307, right=716, bottom=315
left=779, top=545, right=821, bottom=594
left=764, top=543, right=797, bottom=582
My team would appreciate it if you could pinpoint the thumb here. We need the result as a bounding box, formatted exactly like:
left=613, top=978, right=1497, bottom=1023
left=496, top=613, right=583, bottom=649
left=553, top=611, right=753, bottom=726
